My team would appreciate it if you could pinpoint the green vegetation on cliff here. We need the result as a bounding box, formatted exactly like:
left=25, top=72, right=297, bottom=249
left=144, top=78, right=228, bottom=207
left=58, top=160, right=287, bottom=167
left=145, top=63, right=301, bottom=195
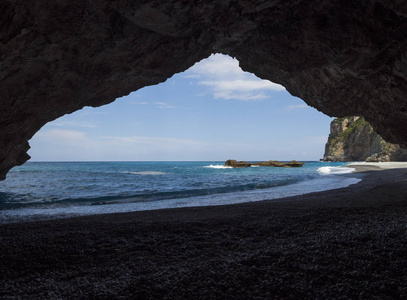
left=323, top=117, right=407, bottom=162
left=328, top=117, right=371, bottom=149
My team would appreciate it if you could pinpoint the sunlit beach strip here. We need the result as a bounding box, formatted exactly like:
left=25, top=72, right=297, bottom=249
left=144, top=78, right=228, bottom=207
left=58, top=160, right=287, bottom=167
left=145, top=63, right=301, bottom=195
left=347, top=162, right=407, bottom=170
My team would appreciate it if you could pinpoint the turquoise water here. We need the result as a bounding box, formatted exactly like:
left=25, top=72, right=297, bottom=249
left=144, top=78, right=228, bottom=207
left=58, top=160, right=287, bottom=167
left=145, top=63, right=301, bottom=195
left=0, top=161, right=359, bottom=223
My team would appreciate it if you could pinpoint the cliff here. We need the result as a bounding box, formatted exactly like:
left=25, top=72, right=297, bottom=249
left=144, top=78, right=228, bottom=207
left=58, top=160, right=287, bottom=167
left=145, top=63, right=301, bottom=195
left=323, top=117, right=407, bottom=162
left=1, top=1, right=407, bottom=178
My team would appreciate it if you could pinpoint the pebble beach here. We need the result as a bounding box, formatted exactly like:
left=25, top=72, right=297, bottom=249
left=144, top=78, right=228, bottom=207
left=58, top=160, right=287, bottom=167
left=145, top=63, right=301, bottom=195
left=1, top=163, right=407, bottom=299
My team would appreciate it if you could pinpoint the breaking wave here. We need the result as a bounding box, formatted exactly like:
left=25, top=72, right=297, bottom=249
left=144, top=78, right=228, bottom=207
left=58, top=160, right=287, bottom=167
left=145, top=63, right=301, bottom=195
left=204, top=165, right=232, bottom=169
left=317, top=166, right=355, bottom=175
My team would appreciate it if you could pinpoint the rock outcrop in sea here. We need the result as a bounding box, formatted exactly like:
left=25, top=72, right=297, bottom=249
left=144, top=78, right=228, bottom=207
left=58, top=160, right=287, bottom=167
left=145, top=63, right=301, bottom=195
left=225, top=160, right=305, bottom=168
left=322, top=117, right=407, bottom=162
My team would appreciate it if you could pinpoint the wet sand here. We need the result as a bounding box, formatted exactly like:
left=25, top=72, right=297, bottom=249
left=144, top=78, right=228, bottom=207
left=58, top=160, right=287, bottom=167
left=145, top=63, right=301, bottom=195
left=1, top=164, right=407, bottom=299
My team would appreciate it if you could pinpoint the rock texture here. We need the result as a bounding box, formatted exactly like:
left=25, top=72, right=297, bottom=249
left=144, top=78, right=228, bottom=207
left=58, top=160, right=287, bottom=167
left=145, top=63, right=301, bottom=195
left=1, top=1, right=407, bottom=178
left=225, top=160, right=305, bottom=168
left=225, top=160, right=252, bottom=168
left=323, top=117, right=407, bottom=162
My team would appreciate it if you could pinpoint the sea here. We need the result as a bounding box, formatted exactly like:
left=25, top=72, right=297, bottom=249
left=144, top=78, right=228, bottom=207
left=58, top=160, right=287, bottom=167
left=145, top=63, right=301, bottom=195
left=0, top=161, right=360, bottom=223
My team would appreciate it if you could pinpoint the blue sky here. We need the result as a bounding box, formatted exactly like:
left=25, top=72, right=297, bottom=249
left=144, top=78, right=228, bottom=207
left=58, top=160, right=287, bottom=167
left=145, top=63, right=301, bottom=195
left=28, top=54, right=333, bottom=161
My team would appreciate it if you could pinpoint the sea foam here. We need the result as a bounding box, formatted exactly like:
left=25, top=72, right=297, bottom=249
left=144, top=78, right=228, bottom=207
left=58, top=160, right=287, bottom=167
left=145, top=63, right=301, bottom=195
left=204, top=165, right=232, bottom=169
left=317, top=166, right=355, bottom=175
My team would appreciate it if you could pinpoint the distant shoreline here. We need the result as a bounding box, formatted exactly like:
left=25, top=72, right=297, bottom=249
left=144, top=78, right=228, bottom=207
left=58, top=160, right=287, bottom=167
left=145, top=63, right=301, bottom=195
left=347, top=161, right=407, bottom=171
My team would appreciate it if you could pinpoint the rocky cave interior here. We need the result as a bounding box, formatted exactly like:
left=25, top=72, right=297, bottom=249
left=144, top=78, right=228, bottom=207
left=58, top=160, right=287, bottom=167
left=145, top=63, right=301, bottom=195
left=1, top=0, right=407, bottom=179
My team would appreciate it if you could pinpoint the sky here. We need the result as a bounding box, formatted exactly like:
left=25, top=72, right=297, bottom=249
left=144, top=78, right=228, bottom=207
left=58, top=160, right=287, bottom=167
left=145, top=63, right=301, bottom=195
left=28, top=54, right=333, bottom=162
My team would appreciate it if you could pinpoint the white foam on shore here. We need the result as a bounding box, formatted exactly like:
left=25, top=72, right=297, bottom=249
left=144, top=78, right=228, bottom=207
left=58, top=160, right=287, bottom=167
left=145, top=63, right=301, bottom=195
left=317, top=166, right=355, bottom=175
left=204, top=165, right=232, bottom=169
left=347, top=162, right=407, bottom=169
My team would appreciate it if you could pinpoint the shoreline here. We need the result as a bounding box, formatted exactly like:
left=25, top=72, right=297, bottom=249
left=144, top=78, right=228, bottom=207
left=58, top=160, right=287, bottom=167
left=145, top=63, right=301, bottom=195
left=347, top=161, right=407, bottom=172
left=48, top=162, right=407, bottom=222
left=0, top=162, right=359, bottom=224
left=2, top=163, right=407, bottom=298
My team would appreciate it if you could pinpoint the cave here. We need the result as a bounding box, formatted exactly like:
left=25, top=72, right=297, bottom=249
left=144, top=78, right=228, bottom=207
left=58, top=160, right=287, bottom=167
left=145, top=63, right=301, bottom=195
left=27, top=53, right=330, bottom=162
left=1, top=0, right=407, bottom=179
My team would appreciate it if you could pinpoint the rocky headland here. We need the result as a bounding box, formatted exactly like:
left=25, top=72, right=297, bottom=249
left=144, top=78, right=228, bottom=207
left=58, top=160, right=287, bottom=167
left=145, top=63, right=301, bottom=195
left=225, top=159, right=305, bottom=168
left=323, top=117, right=407, bottom=162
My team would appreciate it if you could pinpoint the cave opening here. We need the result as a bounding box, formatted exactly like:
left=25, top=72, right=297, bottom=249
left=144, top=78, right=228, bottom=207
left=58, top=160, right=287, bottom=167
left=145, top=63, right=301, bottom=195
left=27, top=54, right=332, bottom=162
left=0, top=54, right=341, bottom=222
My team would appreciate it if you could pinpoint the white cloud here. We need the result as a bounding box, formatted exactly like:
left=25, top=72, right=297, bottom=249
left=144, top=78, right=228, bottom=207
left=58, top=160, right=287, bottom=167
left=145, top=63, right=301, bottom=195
left=30, top=127, right=266, bottom=161
left=34, top=129, right=96, bottom=147
left=200, top=79, right=283, bottom=92
left=200, top=79, right=284, bottom=100
left=213, top=91, right=268, bottom=100
left=45, top=107, right=109, bottom=130
left=185, top=54, right=285, bottom=100
left=30, top=128, right=327, bottom=161
left=154, top=102, right=176, bottom=109
left=36, top=130, right=205, bottom=149
left=100, top=136, right=205, bottom=149
left=76, top=110, right=108, bottom=117
left=53, top=120, right=97, bottom=128
left=284, top=104, right=308, bottom=111
left=189, top=54, right=244, bottom=77
left=183, top=74, right=201, bottom=79
left=132, top=101, right=189, bottom=109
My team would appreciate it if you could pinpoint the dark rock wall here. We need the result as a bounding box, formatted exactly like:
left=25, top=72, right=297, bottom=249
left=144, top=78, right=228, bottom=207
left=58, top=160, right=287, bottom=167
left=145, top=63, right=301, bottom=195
left=1, top=0, right=407, bottom=178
